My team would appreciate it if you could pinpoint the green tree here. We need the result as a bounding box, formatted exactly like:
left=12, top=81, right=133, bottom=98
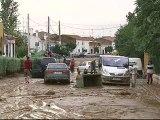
left=14, top=31, right=28, bottom=57
left=105, top=46, right=113, bottom=53
left=54, top=44, right=61, bottom=55
left=65, top=41, right=76, bottom=52
left=134, top=0, right=160, bottom=56
left=94, top=46, right=99, bottom=53
left=115, top=11, right=143, bottom=58
left=0, top=0, right=19, bottom=34
left=54, top=42, right=76, bottom=56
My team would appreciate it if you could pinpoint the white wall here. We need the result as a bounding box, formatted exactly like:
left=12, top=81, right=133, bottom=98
left=29, top=36, right=45, bottom=52
left=72, top=39, right=90, bottom=54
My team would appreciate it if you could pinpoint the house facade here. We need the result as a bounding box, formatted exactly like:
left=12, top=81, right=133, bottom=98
left=61, top=35, right=94, bottom=54
left=95, top=36, right=115, bottom=54
left=29, top=29, right=47, bottom=52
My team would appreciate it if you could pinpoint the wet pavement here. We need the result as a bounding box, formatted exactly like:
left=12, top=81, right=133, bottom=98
left=0, top=73, right=160, bottom=119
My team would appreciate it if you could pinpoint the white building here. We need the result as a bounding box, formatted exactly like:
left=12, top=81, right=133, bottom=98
left=3, top=34, right=16, bottom=57
left=95, top=36, right=116, bottom=54
left=29, top=29, right=47, bottom=52
left=64, top=35, right=94, bottom=54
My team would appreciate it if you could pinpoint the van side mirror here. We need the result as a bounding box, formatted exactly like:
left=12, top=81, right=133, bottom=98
left=123, top=63, right=129, bottom=68
left=98, top=63, right=102, bottom=67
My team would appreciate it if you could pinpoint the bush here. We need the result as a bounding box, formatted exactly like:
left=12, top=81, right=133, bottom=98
left=0, top=57, right=7, bottom=76
left=6, top=57, right=21, bottom=75
left=0, top=56, right=43, bottom=77
left=33, top=50, right=45, bottom=57
left=0, top=56, right=22, bottom=76
left=152, top=56, right=160, bottom=74
left=30, top=57, right=43, bottom=68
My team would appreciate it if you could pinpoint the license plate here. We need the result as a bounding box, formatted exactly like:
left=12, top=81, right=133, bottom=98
left=54, top=72, right=62, bottom=74
left=113, top=78, right=121, bottom=80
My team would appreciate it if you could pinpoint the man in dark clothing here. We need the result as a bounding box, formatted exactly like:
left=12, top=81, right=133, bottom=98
left=91, top=60, right=96, bottom=74
left=63, top=56, right=66, bottom=64
left=24, top=56, right=32, bottom=83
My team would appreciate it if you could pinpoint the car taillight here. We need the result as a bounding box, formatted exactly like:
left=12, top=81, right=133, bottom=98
left=62, top=70, right=69, bottom=74
left=47, top=70, right=53, bottom=74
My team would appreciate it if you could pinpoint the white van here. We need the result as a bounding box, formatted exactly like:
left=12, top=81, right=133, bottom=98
left=129, top=58, right=143, bottom=76
left=99, top=55, right=130, bottom=85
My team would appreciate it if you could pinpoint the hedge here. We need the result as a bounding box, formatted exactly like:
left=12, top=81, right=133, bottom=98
left=0, top=57, right=7, bottom=76
left=0, top=56, right=43, bottom=76
left=152, top=56, right=160, bottom=74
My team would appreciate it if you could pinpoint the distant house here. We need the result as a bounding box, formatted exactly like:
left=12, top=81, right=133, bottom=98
left=3, top=33, right=16, bottom=57
left=61, top=35, right=94, bottom=54
left=102, top=36, right=115, bottom=50
left=30, top=29, right=47, bottom=52
left=96, top=36, right=115, bottom=54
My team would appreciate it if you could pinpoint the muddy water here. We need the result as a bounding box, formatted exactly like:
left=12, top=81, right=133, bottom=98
left=0, top=73, right=160, bottom=119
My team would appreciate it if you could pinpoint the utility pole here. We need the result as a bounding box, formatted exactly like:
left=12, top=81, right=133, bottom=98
left=91, top=29, right=94, bottom=38
left=47, top=16, right=50, bottom=51
left=27, top=14, right=30, bottom=56
left=23, top=17, right=24, bottom=35
left=59, top=21, right=61, bottom=45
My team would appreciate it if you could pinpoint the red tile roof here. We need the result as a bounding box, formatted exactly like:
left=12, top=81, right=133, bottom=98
left=62, top=34, right=94, bottom=41
left=102, top=36, right=115, bottom=42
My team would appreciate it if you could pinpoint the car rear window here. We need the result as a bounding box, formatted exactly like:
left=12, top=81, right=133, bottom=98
left=47, top=64, right=67, bottom=69
left=41, top=58, right=56, bottom=65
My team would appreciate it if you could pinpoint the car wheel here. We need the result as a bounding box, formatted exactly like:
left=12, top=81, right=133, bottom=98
left=31, top=73, right=35, bottom=78
left=66, top=80, right=70, bottom=84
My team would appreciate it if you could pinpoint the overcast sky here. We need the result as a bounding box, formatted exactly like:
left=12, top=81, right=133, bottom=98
left=16, top=0, right=136, bottom=37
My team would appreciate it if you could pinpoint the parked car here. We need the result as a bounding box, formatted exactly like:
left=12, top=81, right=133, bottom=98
left=78, top=61, right=91, bottom=72
left=72, top=53, right=85, bottom=58
left=85, top=53, right=96, bottom=58
left=31, top=57, right=57, bottom=78
left=78, top=61, right=98, bottom=72
left=44, top=63, right=70, bottom=84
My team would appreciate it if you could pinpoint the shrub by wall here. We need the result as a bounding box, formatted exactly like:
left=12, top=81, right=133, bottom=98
left=0, top=57, right=23, bottom=76
left=0, top=57, right=7, bottom=76
left=0, top=56, right=43, bottom=77
left=152, top=56, right=160, bottom=74
left=6, top=57, right=21, bottom=75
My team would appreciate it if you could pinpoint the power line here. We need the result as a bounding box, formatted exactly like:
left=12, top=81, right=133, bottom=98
left=61, top=24, right=120, bottom=31
left=61, top=22, right=121, bottom=27
left=29, top=18, right=47, bottom=26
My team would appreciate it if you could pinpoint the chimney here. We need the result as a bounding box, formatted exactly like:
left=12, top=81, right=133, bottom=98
left=29, top=28, right=33, bottom=36
left=35, top=30, right=39, bottom=37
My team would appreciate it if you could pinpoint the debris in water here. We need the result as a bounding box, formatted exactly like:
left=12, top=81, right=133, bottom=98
left=117, top=91, right=131, bottom=95
left=47, top=104, right=51, bottom=107
left=45, top=91, right=55, bottom=95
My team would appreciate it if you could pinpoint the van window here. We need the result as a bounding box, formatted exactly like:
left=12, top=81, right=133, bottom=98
left=129, top=62, right=137, bottom=66
left=102, top=57, right=128, bottom=67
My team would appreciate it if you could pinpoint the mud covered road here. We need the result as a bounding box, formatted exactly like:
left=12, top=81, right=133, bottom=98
left=0, top=72, right=160, bottom=119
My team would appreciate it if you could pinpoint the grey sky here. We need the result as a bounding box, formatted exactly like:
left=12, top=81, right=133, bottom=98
left=16, top=0, right=136, bottom=37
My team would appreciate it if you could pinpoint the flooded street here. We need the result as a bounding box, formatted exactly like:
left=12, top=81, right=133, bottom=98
left=0, top=73, right=160, bottom=119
